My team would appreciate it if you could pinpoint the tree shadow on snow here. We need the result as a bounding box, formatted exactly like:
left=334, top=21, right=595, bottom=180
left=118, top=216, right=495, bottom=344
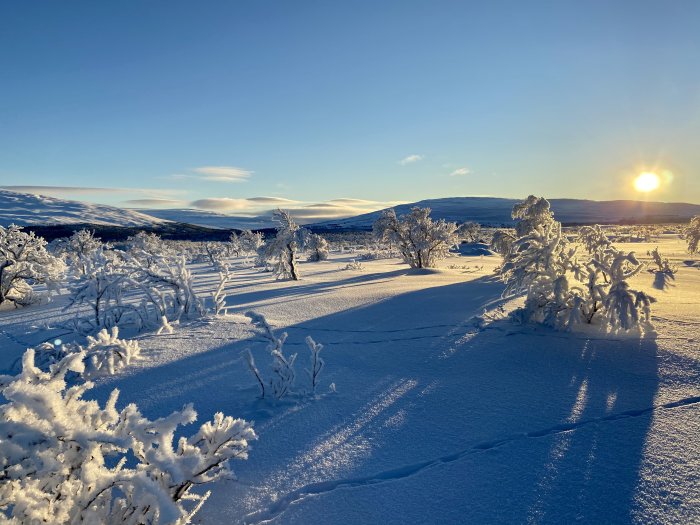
left=87, top=275, right=660, bottom=524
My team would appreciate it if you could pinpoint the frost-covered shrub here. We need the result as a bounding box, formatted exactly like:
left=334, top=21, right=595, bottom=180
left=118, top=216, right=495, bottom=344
left=304, top=336, right=324, bottom=395
left=499, top=196, right=655, bottom=332
left=457, top=221, right=481, bottom=243
left=129, top=253, right=204, bottom=326
left=260, top=210, right=302, bottom=280
left=228, top=232, right=242, bottom=257
left=0, top=348, right=256, bottom=524
left=28, top=327, right=142, bottom=379
left=125, top=231, right=174, bottom=269
left=202, top=242, right=229, bottom=271
left=306, top=234, right=329, bottom=262
left=647, top=247, right=677, bottom=274
left=373, top=207, right=457, bottom=269
left=243, top=312, right=328, bottom=399
left=80, top=326, right=142, bottom=377
left=53, top=229, right=105, bottom=276
left=686, top=215, right=700, bottom=255
left=244, top=311, right=296, bottom=399
left=66, top=239, right=204, bottom=334
left=211, top=266, right=231, bottom=316
left=240, top=230, right=264, bottom=258
left=490, top=229, right=516, bottom=256
left=511, top=195, right=555, bottom=236
left=65, top=246, right=136, bottom=331
left=342, top=259, right=364, bottom=271
left=577, top=224, right=611, bottom=255
left=0, top=225, right=66, bottom=307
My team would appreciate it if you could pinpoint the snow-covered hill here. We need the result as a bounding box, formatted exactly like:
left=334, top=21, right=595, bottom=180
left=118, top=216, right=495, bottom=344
left=0, top=190, right=165, bottom=227
left=310, top=197, right=700, bottom=230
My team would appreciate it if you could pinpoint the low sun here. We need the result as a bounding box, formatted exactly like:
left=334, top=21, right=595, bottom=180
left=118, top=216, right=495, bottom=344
left=634, top=171, right=661, bottom=193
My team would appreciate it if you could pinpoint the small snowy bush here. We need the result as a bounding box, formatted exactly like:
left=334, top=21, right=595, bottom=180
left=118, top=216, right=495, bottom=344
left=686, top=215, right=700, bottom=255
left=25, top=327, right=141, bottom=379
left=0, top=224, right=66, bottom=307
left=373, top=207, right=457, bottom=269
left=260, top=210, right=302, bottom=280
left=306, top=233, right=329, bottom=262
left=457, top=221, right=481, bottom=243
left=243, top=312, right=328, bottom=399
left=343, top=259, right=364, bottom=271
left=53, top=229, right=105, bottom=276
left=499, top=196, right=655, bottom=332
left=211, top=266, right=231, bottom=316
left=490, top=229, right=516, bottom=257
left=647, top=246, right=677, bottom=274
left=0, top=349, right=256, bottom=524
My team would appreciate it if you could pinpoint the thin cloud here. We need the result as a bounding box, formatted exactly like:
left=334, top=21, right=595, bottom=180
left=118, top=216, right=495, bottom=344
left=399, top=154, right=424, bottom=165
left=2, top=185, right=131, bottom=194
left=247, top=196, right=299, bottom=204
left=1, top=185, right=184, bottom=198
left=450, top=167, right=470, bottom=176
left=193, top=166, right=252, bottom=182
left=191, top=198, right=254, bottom=211
left=124, top=198, right=187, bottom=207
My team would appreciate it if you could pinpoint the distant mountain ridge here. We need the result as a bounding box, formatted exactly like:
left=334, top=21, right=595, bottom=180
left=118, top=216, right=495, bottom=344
left=0, top=190, right=165, bottom=227
left=309, top=197, right=700, bottom=231
left=2, top=190, right=698, bottom=232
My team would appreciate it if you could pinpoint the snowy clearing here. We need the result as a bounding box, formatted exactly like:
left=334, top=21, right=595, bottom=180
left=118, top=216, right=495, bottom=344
left=1, top=237, right=698, bottom=524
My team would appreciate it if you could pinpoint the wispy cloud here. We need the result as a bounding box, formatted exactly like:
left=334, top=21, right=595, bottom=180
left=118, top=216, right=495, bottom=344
left=124, top=198, right=187, bottom=207
left=190, top=198, right=254, bottom=211
left=450, top=167, right=470, bottom=176
left=192, top=166, right=252, bottom=183
left=188, top=195, right=403, bottom=221
left=1, top=185, right=184, bottom=198
left=166, top=166, right=253, bottom=183
left=2, top=185, right=132, bottom=194
left=399, top=154, right=423, bottom=165
left=247, top=196, right=299, bottom=205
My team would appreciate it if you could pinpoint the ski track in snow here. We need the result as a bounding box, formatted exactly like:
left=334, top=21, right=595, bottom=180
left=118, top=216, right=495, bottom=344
left=243, top=394, right=700, bottom=524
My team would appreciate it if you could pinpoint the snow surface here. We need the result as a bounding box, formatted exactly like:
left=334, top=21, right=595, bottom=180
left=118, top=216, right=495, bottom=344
left=312, top=197, right=700, bottom=230
left=1, top=236, right=698, bottom=524
left=0, top=189, right=165, bottom=227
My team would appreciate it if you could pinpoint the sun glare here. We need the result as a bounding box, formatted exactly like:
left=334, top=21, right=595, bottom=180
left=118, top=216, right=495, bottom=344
left=634, top=172, right=661, bottom=193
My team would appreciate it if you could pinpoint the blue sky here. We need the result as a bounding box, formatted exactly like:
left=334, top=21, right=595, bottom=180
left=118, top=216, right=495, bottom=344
left=1, top=0, right=699, bottom=218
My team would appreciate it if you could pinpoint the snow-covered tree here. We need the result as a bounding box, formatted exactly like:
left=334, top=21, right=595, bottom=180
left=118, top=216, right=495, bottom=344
left=126, top=231, right=173, bottom=269
left=261, top=209, right=301, bottom=280
left=577, top=224, right=611, bottom=255
left=647, top=246, right=677, bottom=274
left=0, top=348, right=256, bottom=524
left=686, top=215, right=700, bottom=254
left=499, top=196, right=655, bottom=332
left=511, top=195, right=555, bottom=236
left=202, top=242, right=228, bottom=271
left=240, top=230, right=264, bottom=257
left=306, top=233, right=329, bottom=262
left=129, top=253, right=204, bottom=325
left=457, top=221, right=481, bottom=243
left=65, top=246, right=136, bottom=331
left=54, top=229, right=105, bottom=276
left=0, top=225, right=66, bottom=307
left=490, top=229, right=516, bottom=256
left=372, top=207, right=457, bottom=269
left=228, top=232, right=242, bottom=257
